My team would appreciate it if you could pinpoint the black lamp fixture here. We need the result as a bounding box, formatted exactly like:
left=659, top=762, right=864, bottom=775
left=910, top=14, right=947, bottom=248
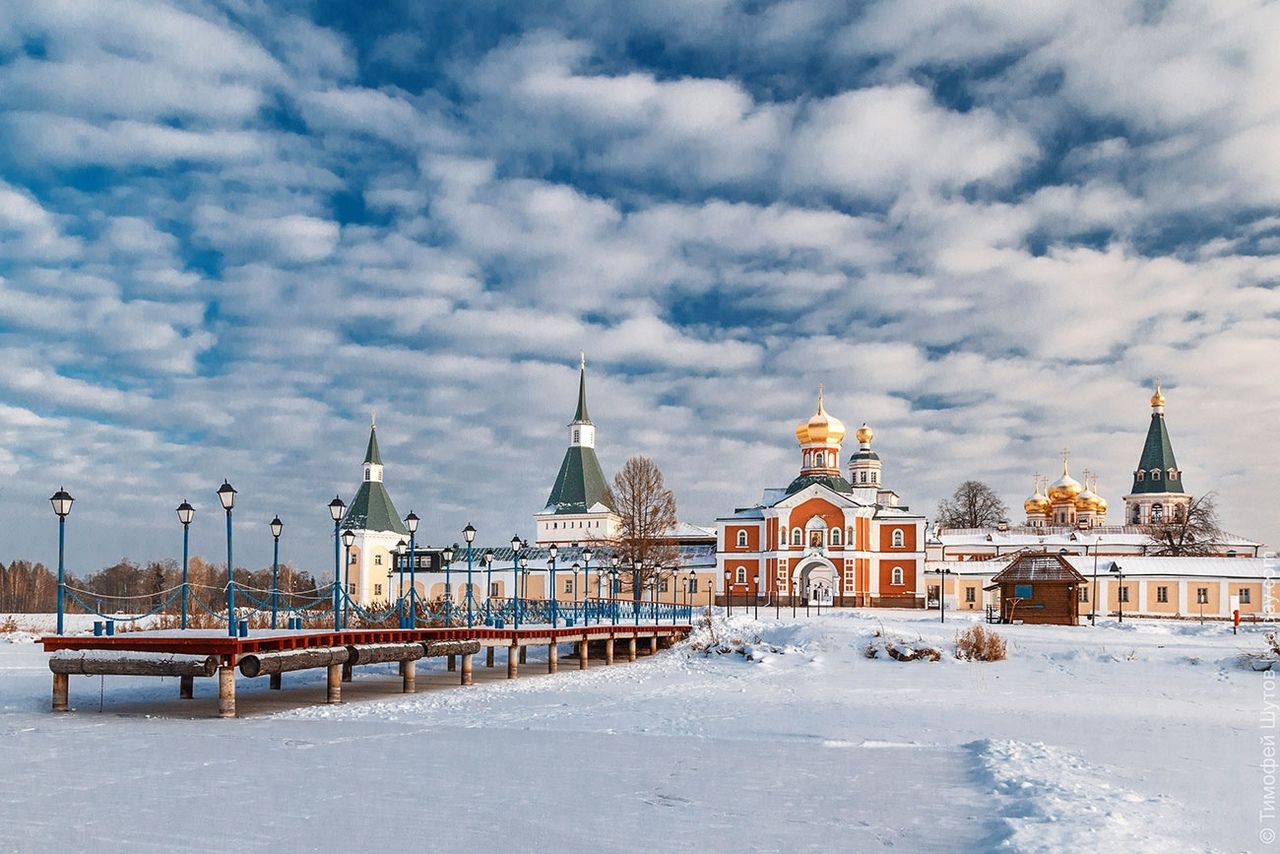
left=216, top=480, right=237, bottom=512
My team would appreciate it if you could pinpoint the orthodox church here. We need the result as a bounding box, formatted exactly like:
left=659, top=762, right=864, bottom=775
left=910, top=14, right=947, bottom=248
left=339, top=418, right=410, bottom=605
left=716, top=389, right=927, bottom=607
left=534, top=356, right=620, bottom=546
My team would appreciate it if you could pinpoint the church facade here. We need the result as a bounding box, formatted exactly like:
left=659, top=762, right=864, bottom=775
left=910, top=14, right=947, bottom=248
left=716, top=390, right=927, bottom=607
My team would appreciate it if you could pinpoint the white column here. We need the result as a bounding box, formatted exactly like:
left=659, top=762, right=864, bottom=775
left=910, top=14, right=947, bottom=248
left=1178, top=580, right=1188, bottom=616
left=1219, top=580, right=1230, bottom=617
left=1136, top=579, right=1149, bottom=615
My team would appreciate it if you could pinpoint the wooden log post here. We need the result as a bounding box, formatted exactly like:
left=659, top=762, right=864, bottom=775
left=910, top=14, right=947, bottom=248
left=269, top=673, right=282, bottom=691
left=341, top=661, right=353, bottom=683
left=402, top=660, right=416, bottom=694
left=486, top=646, right=495, bottom=668
left=217, top=664, right=236, bottom=719
left=519, top=646, right=527, bottom=664
left=180, top=675, right=194, bottom=699
left=52, top=672, right=69, bottom=712
left=548, top=642, right=558, bottom=674
left=628, top=636, right=637, bottom=662
left=605, top=636, right=615, bottom=665
left=461, top=653, right=473, bottom=686
left=578, top=639, right=589, bottom=670
left=447, top=654, right=456, bottom=672
left=327, top=663, right=342, bottom=704
left=508, top=644, right=519, bottom=680
left=649, top=635, right=659, bottom=655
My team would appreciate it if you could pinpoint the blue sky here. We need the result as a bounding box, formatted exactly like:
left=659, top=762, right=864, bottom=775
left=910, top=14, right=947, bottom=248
left=0, top=0, right=1277, bottom=575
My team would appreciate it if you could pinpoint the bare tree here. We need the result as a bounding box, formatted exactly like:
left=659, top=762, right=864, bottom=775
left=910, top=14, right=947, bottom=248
left=1147, top=493, right=1225, bottom=556
left=607, top=455, right=679, bottom=599
left=935, top=480, right=1010, bottom=529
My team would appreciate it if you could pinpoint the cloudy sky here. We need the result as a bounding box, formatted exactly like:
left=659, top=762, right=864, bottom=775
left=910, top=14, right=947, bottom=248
left=1, top=0, right=1277, bottom=576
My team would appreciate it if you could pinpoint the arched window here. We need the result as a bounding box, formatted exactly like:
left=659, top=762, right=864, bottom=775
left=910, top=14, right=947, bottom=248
left=847, top=527, right=854, bottom=545
left=891, top=529, right=904, bottom=548
left=830, top=527, right=842, bottom=546
left=736, top=530, right=748, bottom=548
left=792, top=527, right=803, bottom=546
left=1151, top=503, right=1164, bottom=522
left=803, top=451, right=811, bottom=467
left=1131, top=505, right=1141, bottom=524
left=1151, top=469, right=1161, bottom=480
left=1136, top=470, right=1145, bottom=481
left=891, top=567, right=903, bottom=586
left=735, top=567, right=746, bottom=583
left=364, top=469, right=370, bottom=481
left=861, top=472, right=868, bottom=483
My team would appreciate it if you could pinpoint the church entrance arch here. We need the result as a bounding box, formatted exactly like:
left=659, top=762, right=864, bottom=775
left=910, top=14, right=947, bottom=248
left=793, top=558, right=836, bottom=605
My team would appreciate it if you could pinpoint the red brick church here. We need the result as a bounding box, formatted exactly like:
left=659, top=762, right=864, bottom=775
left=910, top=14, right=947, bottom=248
left=716, top=389, right=927, bottom=607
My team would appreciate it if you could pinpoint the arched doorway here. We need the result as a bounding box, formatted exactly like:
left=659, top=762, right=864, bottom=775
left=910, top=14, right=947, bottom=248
left=794, top=558, right=836, bottom=605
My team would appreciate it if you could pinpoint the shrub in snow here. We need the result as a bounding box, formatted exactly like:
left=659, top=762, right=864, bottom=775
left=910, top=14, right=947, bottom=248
left=954, top=625, right=1007, bottom=662
left=1242, top=632, right=1280, bottom=671
left=864, top=632, right=940, bottom=662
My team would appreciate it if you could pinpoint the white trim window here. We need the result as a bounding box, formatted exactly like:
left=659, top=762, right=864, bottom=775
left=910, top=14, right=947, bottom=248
left=792, top=527, right=803, bottom=546
left=735, top=567, right=747, bottom=584
left=736, top=530, right=748, bottom=548
left=891, top=529, right=904, bottom=548
left=891, top=567, right=904, bottom=586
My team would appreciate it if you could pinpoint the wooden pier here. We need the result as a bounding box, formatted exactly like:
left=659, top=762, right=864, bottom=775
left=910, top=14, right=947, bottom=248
left=41, top=623, right=691, bottom=718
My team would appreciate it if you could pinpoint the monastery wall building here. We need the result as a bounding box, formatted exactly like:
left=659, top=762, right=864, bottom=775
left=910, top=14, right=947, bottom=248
left=716, top=390, right=926, bottom=607
left=927, top=386, right=1273, bottom=620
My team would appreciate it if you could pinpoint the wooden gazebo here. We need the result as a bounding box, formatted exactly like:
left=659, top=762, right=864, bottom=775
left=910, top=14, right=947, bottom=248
left=989, top=553, right=1086, bottom=625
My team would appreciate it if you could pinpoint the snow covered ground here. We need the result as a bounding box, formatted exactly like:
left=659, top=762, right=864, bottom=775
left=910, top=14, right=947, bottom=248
left=0, top=609, right=1271, bottom=852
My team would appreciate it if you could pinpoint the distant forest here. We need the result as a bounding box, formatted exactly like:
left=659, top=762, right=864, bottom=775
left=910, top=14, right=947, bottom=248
left=0, top=557, right=322, bottom=614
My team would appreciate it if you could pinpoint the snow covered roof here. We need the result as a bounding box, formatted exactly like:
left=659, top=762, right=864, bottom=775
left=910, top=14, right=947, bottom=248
left=934, top=525, right=1260, bottom=549
left=931, top=555, right=1279, bottom=581
left=991, top=555, right=1086, bottom=585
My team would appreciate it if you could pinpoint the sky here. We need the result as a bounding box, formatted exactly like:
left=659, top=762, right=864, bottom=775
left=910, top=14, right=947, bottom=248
left=0, top=0, right=1277, bottom=577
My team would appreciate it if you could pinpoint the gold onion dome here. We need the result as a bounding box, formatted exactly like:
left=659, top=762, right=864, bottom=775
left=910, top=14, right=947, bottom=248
left=1047, top=466, right=1083, bottom=503
left=855, top=423, right=874, bottom=444
left=1075, top=487, right=1102, bottom=513
left=1150, top=383, right=1166, bottom=407
left=795, top=387, right=846, bottom=445
left=1024, top=489, right=1050, bottom=515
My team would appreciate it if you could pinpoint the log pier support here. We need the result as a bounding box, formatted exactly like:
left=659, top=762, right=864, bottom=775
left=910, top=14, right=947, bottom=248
left=341, top=661, right=353, bottom=683
left=508, top=644, right=519, bottom=680
left=486, top=646, right=495, bottom=668
left=269, top=673, right=282, bottom=691
left=649, top=635, right=658, bottom=655
left=217, top=664, right=236, bottom=719
left=519, top=646, right=527, bottom=664
left=52, top=672, right=69, bottom=712
left=461, top=653, right=473, bottom=686
left=548, top=642, right=558, bottom=674
left=447, top=654, right=456, bottom=672
left=578, top=639, right=588, bottom=670
left=180, top=675, right=194, bottom=699
left=628, top=637, right=637, bottom=662
left=402, top=660, right=416, bottom=694
left=605, top=636, right=615, bottom=665
left=327, top=664, right=342, bottom=704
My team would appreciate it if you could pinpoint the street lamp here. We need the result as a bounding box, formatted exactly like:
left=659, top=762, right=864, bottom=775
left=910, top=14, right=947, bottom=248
left=175, top=499, right=194, bottom=630
left=463, top=523, right=477, bottom=628
left=518, top=556, right=530, bottom=629
left=651, top=564, right=661, bottom=623
left=571, top=562, right=581, bottom=625
left=394, top=539, right=407, bottom=626
left=50, top=488, right=74, bottom=636
left=934, top=566, right=951, bottom=624
left=687, top=568, right=697, bottom=620
left=217, top=480, right=237, bottom=638
left=610, top=555, right=620, bottom=625
left=482, top=549, right=494, bottom=624
left=511, top=535, right=523, bottom=626
left=548, top=543, right=559, bottom=627
left=269, top=515, right=283, bottom=629
left=1109, top=561, right=1124, bottom=623
left=341, top=527, right=356, bottom=629
left=595, top=567, right=607, bottom=624
left=632, top=559, right=641, bottom=627
left=405, top=511, right=419, bottom=629
left=582, top=547, right=594, bottom=625
left=328, top=496, right=346, bottom=631
left=443, top=544, right=455, bottom=626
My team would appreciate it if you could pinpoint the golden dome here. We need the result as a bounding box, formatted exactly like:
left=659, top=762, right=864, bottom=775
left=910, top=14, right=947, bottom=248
left=1095, top=494, right=1109, bottom=514
left=1075, top=488, right=1102, bottom=513
left=855, top=423, right=874, bottom=444
left=1150, top=383, right=1166, bottom=408
left=795, top=386, right=846, bottom=446
left=1024, top=477, right=1050, bottom=515
left=1047, top=461, right=1083, bottom=503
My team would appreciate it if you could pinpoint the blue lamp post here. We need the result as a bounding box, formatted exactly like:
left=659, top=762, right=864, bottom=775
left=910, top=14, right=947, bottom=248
left=50, top=488, right=74, bottom=636
left=341, top=527, right=355, bottom=628
left=517, top=556, right=529, bottom=629
left=571, top=562, right=581, bottom=625
left=216, top=481, right=237, bottom=637
left=393, top=539, right=407, bottom=626
left=582, top=547, right=594, bottom=625
left=482, top=550, right=495, bottom=624
left=405, top=511, right=419, bottom=628
left=610, top=555, right=620, bottom=625
left=463, top=523, right=477, bottom=628
left=510, top=535, right=523, bottom=627
left=651, top=564, right=661, bottom=623
left=632, top=559, right=641, bottom=627
left=548, top=544, right=559, bottom=627
left=269, top=515, right=283, bottom=629
left=687, top=569, right=697, bottom=621
left=175, top=500, right=194, bottom=630
left=328, top=496, right=346, bottom=632
left=443, top=544, right=455, bottom=626
left=595, top=568, right=606, bottom=624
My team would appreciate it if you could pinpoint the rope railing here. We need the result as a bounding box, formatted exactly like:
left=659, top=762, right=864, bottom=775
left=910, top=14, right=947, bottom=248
left=64, top=587, right=184, bottom=623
